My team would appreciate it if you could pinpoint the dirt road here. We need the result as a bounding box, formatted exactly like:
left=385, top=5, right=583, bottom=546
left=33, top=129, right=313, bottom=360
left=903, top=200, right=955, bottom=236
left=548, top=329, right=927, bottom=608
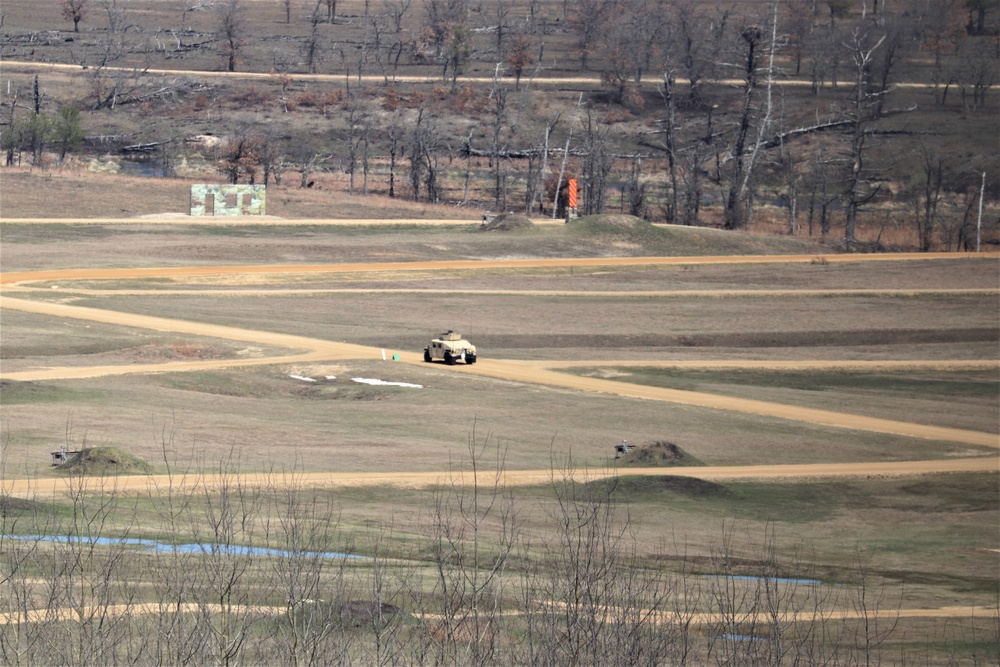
left=4, top=457, right=996, bottom=501
left=1, top=60, right=947, bottom=90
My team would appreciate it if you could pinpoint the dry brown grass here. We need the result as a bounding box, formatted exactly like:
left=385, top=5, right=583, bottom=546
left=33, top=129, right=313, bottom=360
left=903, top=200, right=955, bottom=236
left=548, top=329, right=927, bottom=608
left=0, top=165, right=479, bottom=220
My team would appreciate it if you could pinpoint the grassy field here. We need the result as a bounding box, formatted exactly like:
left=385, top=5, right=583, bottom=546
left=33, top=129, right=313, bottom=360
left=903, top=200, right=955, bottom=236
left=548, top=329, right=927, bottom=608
left=1, top=216, right=997, bottom=664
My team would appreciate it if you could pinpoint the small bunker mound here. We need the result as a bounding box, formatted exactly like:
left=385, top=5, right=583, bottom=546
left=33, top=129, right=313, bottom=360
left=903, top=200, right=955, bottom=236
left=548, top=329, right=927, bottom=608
left=589, top=214, right=646, bottom=228
left=54, top=447, right=151, bottom=475
left=339, top=600, right=406, bottom=626
left=567, top=213, right=649, bottom=231
left=293, top=600, right=408, bottom=629
left=480, top=213, right=536, bottom=232
left=616, top=440, right=703, bottom=467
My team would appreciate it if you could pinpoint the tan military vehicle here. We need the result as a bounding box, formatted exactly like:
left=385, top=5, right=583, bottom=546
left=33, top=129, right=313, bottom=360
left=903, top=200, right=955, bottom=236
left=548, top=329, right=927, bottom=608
left=424, top=330, right=477, bottom=365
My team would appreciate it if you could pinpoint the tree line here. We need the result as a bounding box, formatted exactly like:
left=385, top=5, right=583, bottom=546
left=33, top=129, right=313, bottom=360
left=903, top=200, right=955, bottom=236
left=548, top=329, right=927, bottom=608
left=1, top=0, right=996, bottom=248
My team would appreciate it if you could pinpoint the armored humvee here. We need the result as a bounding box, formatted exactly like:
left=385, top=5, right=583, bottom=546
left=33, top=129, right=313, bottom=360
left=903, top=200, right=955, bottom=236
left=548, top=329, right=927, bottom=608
left=424, top=330, right=477, bottom=365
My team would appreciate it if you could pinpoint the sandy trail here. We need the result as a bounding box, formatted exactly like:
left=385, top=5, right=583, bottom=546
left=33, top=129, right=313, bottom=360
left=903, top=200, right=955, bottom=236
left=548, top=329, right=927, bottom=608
left=0, top=253, right=981, bottom=288
left=3, top=457, right=997, bottom=500
left=0, top=600, right=990, bottom=627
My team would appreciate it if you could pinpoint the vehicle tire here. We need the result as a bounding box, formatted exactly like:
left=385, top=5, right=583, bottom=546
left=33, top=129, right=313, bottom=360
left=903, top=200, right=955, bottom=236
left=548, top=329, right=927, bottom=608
left=424, top=349, right=432, bottom=363
left=444, top=351, right=456, bottom=365
left=466, top=355, right=477, bottom=364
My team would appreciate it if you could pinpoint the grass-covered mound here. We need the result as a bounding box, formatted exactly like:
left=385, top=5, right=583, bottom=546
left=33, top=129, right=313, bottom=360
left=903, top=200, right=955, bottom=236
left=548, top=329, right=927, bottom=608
left=567, top=214, right=829, bottom=255
left=577, top=473, right=728, bottom=503
left=612, top=475, right=729, bottom=499
left=54, top=447, right=151, bottom=475
left=566, top=214, right=661, bottom=239
left=615, top=440, right=703, bottom=467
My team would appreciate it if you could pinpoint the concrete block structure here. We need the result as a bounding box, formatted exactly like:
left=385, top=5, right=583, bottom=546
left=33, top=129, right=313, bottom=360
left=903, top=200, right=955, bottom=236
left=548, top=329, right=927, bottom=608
left=190, top=184, right=266, bottom=216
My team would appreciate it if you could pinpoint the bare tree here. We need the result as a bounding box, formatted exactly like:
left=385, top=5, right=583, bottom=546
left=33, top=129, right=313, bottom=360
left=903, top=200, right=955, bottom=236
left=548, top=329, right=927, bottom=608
left=423, top=0, right=467, bottom=61
left=383, top=0, right=412, bottom=33
left=722, top=24, right=766, bottom=230
left=913, top=0, right=966, bottom=100
left=427, top=429, right=516, bottom=665
left=600, top=0, right=665, bottom=103
left=62, top=0, right=90, bottom=32
left=506, top=30, right=533, bottom=91
left=782, top=0, right=817, bottom=76
left=217, top=125, right=264, bottom=184
left=407, top=105, right=442, bottom=201
left=443, top=23, right=472, bottom=90
left=580, top=109, right=614, bottom=215
left=849, top=548, right=901, bottom=667
left=322, top=0, right=336, bottom=24
left=303, top=4, right=327, bottom=74
left=345, top=96, right=372, bottom=195
left=954, top=35, right=998, bottom=109
left=843, top=24, right=887, bottom=243
left=385, top=115, right=402, bottom=198
left=965, top=0, right=1000, bottom=35
left=668, top=0, right=729, bottom=107
left=569, top=0, right=606, bottom=70
left=625, top=157, right=647, bottom=218
left=918, top=148, right=945, bottom=251
left=488, top=64, right=510, bottom=209
left=657, top=71, right=681, bottom=223
left=216, top=0, right=247, bottom=73
left=491, top=0, right=513, bottom=60
left=97, top=0, right=130, bottom=35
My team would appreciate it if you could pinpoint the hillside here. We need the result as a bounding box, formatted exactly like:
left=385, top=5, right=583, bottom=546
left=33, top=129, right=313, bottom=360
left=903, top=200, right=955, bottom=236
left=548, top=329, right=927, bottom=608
left=1, top=0, right=997, bottom=250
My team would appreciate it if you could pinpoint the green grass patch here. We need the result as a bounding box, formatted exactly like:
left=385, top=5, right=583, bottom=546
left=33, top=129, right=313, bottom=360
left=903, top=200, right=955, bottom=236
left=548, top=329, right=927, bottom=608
left=606, top=475, right=729, bottom=499
left=0, top=380, right=102, bottom=404
left=154, top=371, right=276, bottom=398
left=571, top=367, right=1000, bottom=401
left=897, top=473, right=1000, bottom=513
left=584, top=473, right=1000, bottom=525
left=0, top=495, right=54, bottom=518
